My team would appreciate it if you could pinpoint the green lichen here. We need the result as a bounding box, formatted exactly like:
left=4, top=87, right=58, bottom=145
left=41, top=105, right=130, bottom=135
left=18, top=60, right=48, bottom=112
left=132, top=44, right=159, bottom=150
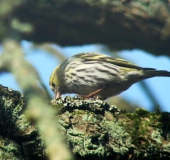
left=0, top=136, right=24, bottom=160
left=151, top=129, right=162, bottom=144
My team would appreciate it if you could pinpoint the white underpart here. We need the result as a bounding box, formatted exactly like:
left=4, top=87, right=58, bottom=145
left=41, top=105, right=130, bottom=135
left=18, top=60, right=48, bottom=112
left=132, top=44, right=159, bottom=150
left=64, top=59, right=121, bottom=95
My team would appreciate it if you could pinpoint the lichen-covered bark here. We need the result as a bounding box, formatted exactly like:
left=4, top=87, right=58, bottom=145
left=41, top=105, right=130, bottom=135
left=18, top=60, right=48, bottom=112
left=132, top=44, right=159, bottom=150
left=1, top=85, right=170, bottom=159
left=54, top=97, right=170, bottom=159
left=0, top=85, right=45, bottom=159
left=0, top=0, right=170, bottom=56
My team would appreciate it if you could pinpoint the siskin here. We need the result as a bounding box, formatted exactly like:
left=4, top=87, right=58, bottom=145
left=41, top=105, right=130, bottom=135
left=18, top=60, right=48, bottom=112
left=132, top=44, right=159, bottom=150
left=49, top=52, right=170, bottom=99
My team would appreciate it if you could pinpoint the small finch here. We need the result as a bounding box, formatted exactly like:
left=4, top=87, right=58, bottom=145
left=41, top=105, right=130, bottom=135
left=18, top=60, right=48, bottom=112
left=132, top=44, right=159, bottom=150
left=49, top=52, right=170, bottom=99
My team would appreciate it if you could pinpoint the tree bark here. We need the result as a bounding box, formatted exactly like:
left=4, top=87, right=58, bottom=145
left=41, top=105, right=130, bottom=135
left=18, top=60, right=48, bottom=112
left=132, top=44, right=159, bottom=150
left=1, top=85, right=170, bottom=159
left=0, top=0, right=170, bottom=56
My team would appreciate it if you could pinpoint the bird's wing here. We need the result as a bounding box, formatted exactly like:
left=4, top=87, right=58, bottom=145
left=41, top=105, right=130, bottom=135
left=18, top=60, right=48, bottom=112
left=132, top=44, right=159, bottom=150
left=78, top=52, right=142, bottom=69
left=75, top=52, right=156, bottom=70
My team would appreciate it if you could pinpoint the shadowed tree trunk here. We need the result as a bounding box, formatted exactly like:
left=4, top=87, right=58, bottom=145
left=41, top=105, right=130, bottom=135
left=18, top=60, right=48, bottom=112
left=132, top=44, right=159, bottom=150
left=1, top=0, right=170, bottom=56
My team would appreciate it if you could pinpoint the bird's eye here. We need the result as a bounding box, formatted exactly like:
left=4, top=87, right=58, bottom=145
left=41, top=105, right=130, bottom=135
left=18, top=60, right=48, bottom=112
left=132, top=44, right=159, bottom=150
left=52, top=83, right=55, bottom=87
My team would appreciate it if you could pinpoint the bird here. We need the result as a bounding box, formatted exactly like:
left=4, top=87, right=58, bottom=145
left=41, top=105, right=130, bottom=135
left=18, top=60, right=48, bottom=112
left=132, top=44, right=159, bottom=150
left=49, top=52, right=170, bottom=99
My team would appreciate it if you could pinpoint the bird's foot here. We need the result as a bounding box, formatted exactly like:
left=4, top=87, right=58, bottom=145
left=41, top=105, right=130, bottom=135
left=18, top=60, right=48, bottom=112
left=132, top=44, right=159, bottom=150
left=77, top=88, right=104, bottom=100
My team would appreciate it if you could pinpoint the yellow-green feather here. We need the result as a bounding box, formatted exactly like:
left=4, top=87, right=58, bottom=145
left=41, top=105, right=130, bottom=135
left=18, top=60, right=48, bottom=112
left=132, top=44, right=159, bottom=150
left=49, top=65, right=60, bottom=87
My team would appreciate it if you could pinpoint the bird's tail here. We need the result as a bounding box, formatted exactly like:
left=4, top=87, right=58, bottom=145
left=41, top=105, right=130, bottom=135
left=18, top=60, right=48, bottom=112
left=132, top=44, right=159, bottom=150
left=127, top=68, right=170, bottom=84
left=143, top=68, right=170, bottom=78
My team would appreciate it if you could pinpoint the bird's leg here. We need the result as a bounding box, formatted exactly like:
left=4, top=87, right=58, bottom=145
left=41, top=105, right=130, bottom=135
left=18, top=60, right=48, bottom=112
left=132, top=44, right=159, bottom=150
left=80, top=87, right=104, bottom=98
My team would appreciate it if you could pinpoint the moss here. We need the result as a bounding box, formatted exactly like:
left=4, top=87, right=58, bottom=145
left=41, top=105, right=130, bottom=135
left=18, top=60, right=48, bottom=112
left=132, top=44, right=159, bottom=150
left=127, top=108, right=150, bottom=119
left=0, top=85, right=45, bottom=159
left=48, top=96, right=170, bottom=159
left=1, top=86, right=170, bottom=159
left=151, top=129, right=162, bottom=144
left=125, top=109, right=155, bottom=149
left=0, top=135, right=24, bottom=160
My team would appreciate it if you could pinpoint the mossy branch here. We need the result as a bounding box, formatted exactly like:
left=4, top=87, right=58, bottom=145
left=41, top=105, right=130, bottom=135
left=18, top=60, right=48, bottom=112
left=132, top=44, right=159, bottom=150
left=0, top=85, right=170, bottom=159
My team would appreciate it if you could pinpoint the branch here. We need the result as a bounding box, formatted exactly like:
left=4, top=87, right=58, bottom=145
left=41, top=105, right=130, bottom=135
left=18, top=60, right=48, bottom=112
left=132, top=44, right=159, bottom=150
left=0, top=0, right=170, bottom=55
left=1, top=85, right=169, bottom=159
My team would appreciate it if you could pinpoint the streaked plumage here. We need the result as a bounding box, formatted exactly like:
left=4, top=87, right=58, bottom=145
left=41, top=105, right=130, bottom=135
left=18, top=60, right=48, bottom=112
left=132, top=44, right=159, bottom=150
left=49, top=52, right=170, bottom=99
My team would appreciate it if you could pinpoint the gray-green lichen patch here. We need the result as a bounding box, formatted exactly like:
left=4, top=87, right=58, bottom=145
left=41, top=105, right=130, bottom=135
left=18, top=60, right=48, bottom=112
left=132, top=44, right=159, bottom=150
left=52, top=96, right=120, bottom=114
left=163, top=142, right=170, bottom=153
left=151, top=129, right=162, bottom=144
left=0, top=85, right=35, bottom=138
left=1, top=86, right=170, bottom=159
left=0, top=135, right=24, bottom=160
left=51, top=96, right=170, bottom=159
left=0, top=85, right=45, bottom=159
left=51, top=96, right=129, bottom=158
left=22, top=135, right=45, bottom=160
left=102, top=120, right=133, bottom=155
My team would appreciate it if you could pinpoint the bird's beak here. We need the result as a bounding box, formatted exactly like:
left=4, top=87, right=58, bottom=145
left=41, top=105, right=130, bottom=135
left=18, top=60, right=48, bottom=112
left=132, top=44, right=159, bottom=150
left=55, top=92, right=61, bottom=99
